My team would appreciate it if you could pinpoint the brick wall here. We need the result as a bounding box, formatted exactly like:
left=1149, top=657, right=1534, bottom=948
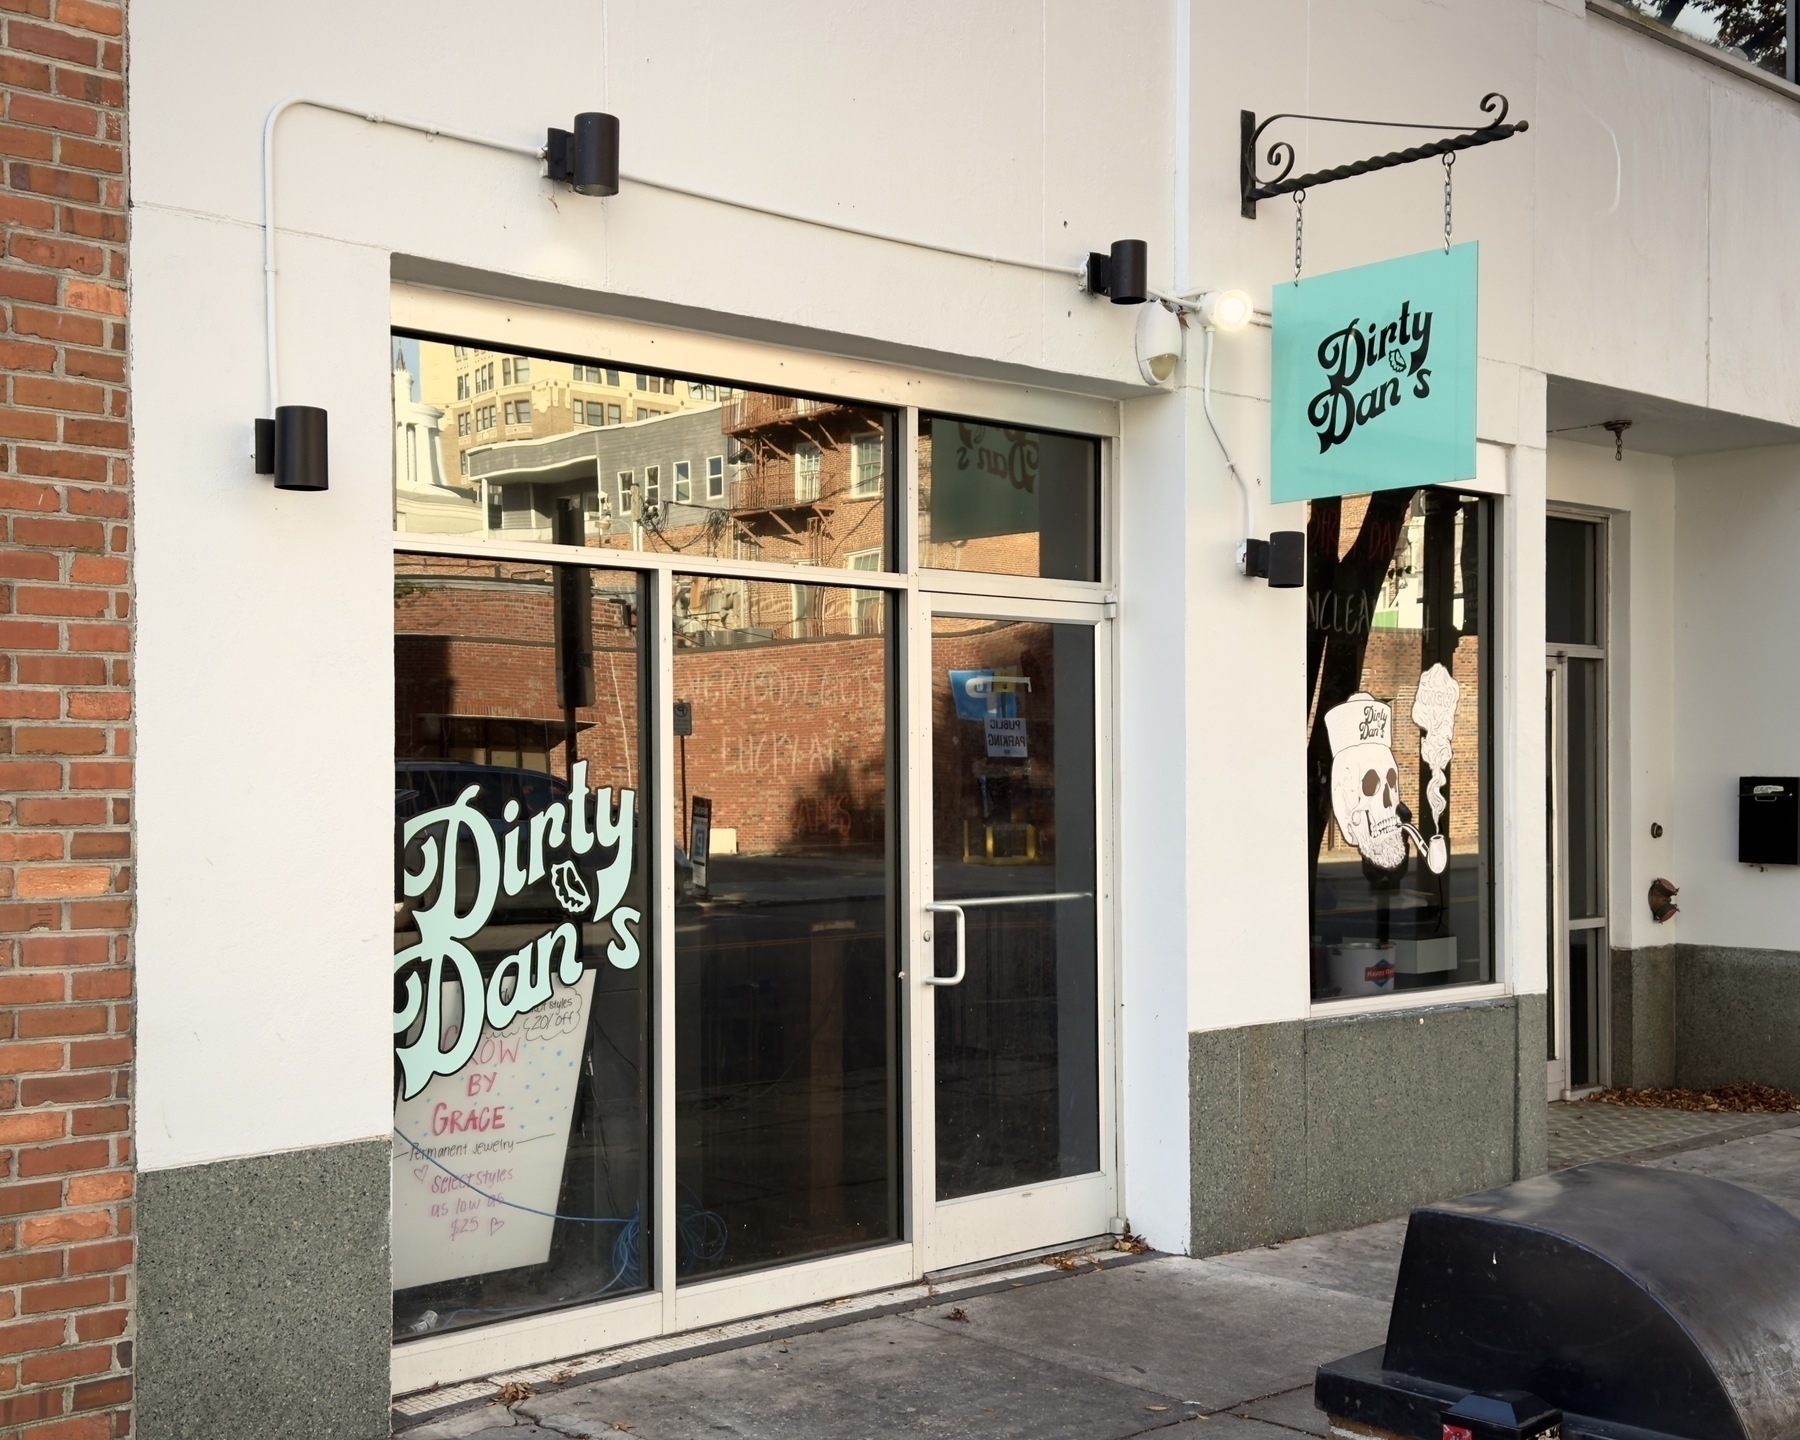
left=0, top=1, right=135, bottom=1437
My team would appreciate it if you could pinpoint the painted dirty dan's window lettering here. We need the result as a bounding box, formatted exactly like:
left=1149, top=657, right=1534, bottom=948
left=392, top=552, right=651, bottom=1340
left=392, top=336, right=894, bottom=572
left=1306, top=491, right=1493, bottom=1002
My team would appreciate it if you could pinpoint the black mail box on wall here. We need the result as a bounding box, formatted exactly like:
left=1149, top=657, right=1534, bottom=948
left=1739, top=776, right=1799, bottom=865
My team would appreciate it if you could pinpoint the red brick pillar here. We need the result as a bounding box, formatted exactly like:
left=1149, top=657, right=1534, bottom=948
left=0, top=0, right=134, bottom=1435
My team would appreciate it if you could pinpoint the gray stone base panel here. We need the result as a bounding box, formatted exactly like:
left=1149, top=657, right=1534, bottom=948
left=1609, top=944, right=1677, bottom=1088
left=1190, top=996, right=1546, bottom=1256
left=1610, top=943, right=1800, bottom=1093
left=1675, top=945, right=1800, bottom=1092
left=139, top=1138, right=391, bottom=1440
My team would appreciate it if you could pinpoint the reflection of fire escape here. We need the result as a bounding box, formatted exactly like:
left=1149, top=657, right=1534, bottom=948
left=723, top=393, right=849, bottom=566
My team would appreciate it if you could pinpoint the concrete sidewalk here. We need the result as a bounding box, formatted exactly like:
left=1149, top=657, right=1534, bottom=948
left=402, top=1121, right=1800, bottom=1440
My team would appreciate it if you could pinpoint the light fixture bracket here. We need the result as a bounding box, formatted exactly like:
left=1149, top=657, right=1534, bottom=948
left=1239, top=93, right=1528, bottom=219
left=1240, top=532, right=1305, bottom=588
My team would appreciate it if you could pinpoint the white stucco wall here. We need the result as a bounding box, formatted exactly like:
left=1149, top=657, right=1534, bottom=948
left=126, top=0, right=1800, bottom=1234
left=1671, top=446, right=1800, bottom=950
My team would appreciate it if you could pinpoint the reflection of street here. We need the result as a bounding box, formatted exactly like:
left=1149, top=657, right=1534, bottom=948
left=676, top=850, right=895, bottom=1278
left=930, top=862, right=1099, bottom=1200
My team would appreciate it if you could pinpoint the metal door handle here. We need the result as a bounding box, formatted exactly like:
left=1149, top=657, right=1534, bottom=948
left=922, top=902, right=965, bottom=987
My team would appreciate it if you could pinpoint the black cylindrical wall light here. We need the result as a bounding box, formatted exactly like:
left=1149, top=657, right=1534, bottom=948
left=572, top=112, right=619, bottom=196
left=548, top=112, right=620, bottom=197
left=258, top=405, right=329, bottom=491
left=1107, top=239, right=1148, bottom=304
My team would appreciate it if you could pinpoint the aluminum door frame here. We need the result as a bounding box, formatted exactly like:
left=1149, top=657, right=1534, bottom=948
left=908, top=588, right=1118, bottom=1274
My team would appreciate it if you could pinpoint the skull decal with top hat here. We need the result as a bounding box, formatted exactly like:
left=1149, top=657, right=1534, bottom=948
left=1324, top=662, right=1460, bottom=875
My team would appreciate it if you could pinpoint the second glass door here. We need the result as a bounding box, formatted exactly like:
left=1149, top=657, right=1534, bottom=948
left=919, top=605, right=1112, bottom=1270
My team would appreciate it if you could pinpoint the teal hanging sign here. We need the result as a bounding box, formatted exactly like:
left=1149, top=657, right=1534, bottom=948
left=1271, top=243, right=1477, bottom=504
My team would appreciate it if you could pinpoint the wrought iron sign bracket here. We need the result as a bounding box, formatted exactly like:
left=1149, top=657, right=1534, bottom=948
left=1240, top=93, right=1528, bottom=219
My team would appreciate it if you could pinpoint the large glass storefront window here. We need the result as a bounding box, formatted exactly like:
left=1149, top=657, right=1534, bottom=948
left=393, top=338, right=892, bottom=572
left=391, top=323, right=1106, bottom=1349
left=1306, top=490, right=1492, bottom=1002
left=393, top=553, right=650, bottom=1338
left=670, top=574, right=899, bottom=1277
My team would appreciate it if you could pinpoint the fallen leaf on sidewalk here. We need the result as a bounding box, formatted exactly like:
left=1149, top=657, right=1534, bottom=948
left=1114, top=1230, right=1151, bottom=1255
left=492, top=1381, right=532, bottom=1406
left=945, top=1307, right=969, bottom=1322
left=1043, top=1253, right=1081, bottom=1271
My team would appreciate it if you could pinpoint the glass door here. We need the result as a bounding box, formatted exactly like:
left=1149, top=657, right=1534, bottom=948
left=915, top=601, right=1113, bottom=1270
left=1546, top=515, right=1608, bottom=1099
left=1545, top=658, right=1565, bottom=1100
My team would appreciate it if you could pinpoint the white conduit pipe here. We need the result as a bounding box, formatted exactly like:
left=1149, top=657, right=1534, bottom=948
left=1199, top=324, right=1255, bottom=552
left=261, top=98, right=547, bottom=417
left=261, top=97, right=1090, bottom=416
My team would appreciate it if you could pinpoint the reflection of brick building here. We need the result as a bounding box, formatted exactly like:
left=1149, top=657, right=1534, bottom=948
left=673, top=633, right=887, bottom=856
left=395, top=555, right=891, bottom=859
left=722, top=393, right=886, bottom=570
left=394, top=557, right=642, bottom=790
left=1331, top=633, right=1483, bottom=853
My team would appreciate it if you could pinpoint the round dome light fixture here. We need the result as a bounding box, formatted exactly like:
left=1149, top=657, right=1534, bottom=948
left=1196, top=288, right=1254, bottom=332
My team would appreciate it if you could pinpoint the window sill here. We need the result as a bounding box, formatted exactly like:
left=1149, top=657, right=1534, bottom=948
left=1308, top=980, right=1509, bottom=1021
left=1587, top=0, right=1800, bottom=102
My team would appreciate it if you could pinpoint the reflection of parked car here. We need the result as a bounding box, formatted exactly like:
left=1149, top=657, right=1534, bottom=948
left=395, top=761, right=572, bottom=931
left=396, top=760, right=568, bottom=824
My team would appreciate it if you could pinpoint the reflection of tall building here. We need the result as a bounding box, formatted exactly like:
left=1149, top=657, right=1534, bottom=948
left=416, top=343, right=727, bottom=488
left=398, top=343, right=891, bottom=631
left=468, top=407, right=735, bottom=546
left=397, top=341, right=893, bottom=649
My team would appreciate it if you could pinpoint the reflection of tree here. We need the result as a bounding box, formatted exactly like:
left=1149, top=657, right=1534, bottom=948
left=1305, top=490, right=1417, bottom=868
left=1631, top=0, right=1787, bottom=67
left=788, top=754, right=886, bottom=851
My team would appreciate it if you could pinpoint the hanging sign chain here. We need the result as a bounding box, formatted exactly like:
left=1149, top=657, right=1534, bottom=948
left=1293, top=189, right=1306, bottom=284
left=1442, top=152, right=1455, bottom=252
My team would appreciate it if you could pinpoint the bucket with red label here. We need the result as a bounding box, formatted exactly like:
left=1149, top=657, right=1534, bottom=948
left=1326, top=941, right=1396, bottom=996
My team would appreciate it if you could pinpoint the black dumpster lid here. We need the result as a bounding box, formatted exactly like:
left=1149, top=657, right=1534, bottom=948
left=1325, top=1162, right=1800, bottom=1440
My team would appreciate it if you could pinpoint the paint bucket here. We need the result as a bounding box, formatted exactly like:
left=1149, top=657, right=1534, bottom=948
left=1326, top=941, right=1396, bottom=996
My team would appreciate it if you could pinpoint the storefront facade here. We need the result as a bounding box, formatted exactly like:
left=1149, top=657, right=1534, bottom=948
left=4, top=1, right=1800, bottom=1435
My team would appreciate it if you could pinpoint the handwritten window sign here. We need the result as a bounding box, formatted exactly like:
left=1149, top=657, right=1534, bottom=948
left=1271, top=244, right=1477, bottom=504
left=392, top=972, right=596, bottom=1289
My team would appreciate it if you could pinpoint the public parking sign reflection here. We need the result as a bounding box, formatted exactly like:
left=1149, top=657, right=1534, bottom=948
left=1271, top=244, right=1477, bottom=504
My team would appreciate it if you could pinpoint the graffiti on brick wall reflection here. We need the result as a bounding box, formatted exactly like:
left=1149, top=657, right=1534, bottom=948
left=393, top=760, right=638, bottom=1100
